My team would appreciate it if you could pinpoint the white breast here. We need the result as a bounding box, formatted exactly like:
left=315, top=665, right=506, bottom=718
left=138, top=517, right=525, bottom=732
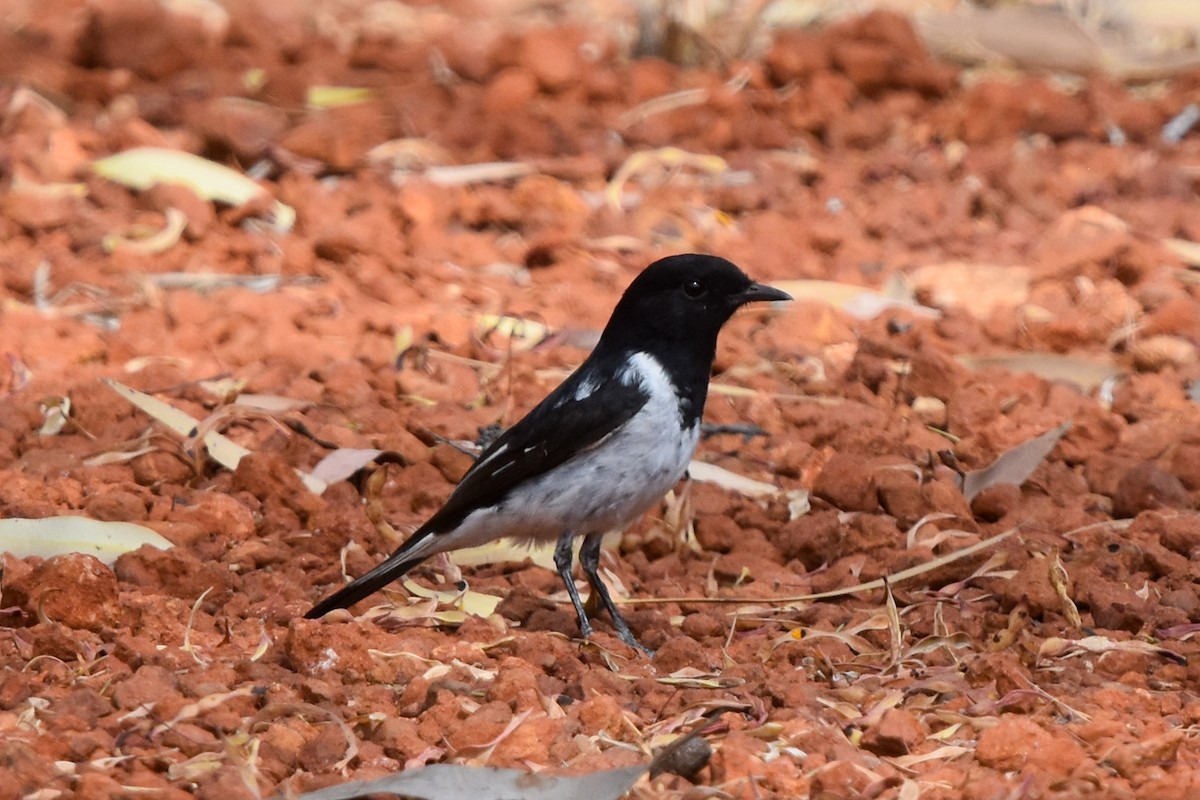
left=437, top=352, right=700, bottom=551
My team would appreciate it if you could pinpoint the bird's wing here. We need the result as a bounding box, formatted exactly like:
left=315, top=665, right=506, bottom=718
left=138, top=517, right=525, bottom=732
left=423, top=366, right=649, bottom=532
left=304, top=362, right=650, bottom=619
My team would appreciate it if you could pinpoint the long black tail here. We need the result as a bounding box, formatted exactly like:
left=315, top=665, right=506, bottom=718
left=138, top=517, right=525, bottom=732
left=304, top=550, right=428, bottom=619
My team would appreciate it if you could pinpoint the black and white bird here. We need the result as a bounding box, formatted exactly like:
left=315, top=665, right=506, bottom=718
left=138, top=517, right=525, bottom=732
left=305, top=254, right=790, bottom=653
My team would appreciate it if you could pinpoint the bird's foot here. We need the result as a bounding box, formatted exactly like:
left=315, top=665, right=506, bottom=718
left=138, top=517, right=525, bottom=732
left=609, top=614, right=654, bottom=657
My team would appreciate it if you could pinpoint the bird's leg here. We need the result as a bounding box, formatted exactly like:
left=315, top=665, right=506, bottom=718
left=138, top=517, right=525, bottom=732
left=553, top=530, right=593, bottom=639
left=580, top=532, right=653, bottom=656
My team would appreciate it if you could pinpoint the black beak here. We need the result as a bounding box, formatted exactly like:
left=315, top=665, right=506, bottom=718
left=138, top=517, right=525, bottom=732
left=735, top=282, right=792, bottom=305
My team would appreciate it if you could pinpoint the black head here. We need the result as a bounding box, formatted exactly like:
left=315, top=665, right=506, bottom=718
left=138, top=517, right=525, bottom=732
left=593, top=255, right=790, bottom=422
left=598, top=254, right=790, bottom=356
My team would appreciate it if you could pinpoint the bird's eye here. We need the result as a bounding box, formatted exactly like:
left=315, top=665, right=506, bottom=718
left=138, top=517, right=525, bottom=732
left=682, top=279, right=707, bottom=299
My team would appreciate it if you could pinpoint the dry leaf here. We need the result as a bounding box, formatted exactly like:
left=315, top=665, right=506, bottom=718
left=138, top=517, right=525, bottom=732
left=0, top=516, right=172, bottom=563
left=103, top=207, right=188, bottom=254
left=92, top=146, right=294, bottom=230
left=962, top=422, right=1071, bottom=502
left=104, top=378, right=326, bottom=494
left=772, top=279, right=937, bottom=320
left=292, top=763, right=647, bottom=800
left=958, top=353, right=1121, bottom=391
left=307, top=86, right=372, bottom=108
left=1038, top=635, right=1185, bottom=665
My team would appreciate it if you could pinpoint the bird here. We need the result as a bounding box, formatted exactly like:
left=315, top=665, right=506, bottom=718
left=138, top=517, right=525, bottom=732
left=305, top=253, right=791, bottom=653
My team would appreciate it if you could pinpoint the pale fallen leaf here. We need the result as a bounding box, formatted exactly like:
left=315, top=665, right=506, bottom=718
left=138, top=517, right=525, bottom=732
left=103, top=378, right=326, bottom=494
left=3, top=86, right=67, bottom=127
left=475, top=314, right=551, bottom=352
left=772, top=279, right=938, bottom=320
left=687, top=461, right=779, bottom=497
left=307, top=85, right=372, bottom=108
left=958, top=353, right=1122, bottom=391
left=1038, top=635, right=1185, bottom=665
left=367, top=138, right=453, bottom=170
left=123, top=356, right=191, bottom=374
left=688, top=460, right=809, bottom=520
left=1158, top=622, right=1200, bottom=640
left=904, top=511, right=959, bottom=549
left=402, top=578, right=503, bottom=618
left=770, top=625, right=876, bottom=658
left=887, top=745, right=971, bottom=769
left=309, top=448, right=384, bottom=485
left=293, top=763, right=647, bottom=800
left=901, top=632, right=974, bottom=661
left=449, top=539, right=558, bottom=572
left=458, top=709, right=533, bottom=763
left=92, top=146, right=294, bottom=231
left=38, top=396, right=70, bottom=436
left=917, top=4, right=1200, bottom=79
left=1162, top=237, right=1200, bottom=267
left=197, top=377, right=248, bottom=399
left=232, top=393, right=313, bottom=413
left=0, top=516, right=172, bottom=564
left=606, top=147, right=727, bottom=211
left=423, top=162, right=536, bottom=186
left=82, top=445, right=157, bottom=466
left=1049, top=551, right=1082, bottom=631
left=366, top=598, right=470, bottom=628
left=935, top=551, right=1014, bottom=597
left=103, top=207, right=188, bottom=254
left=9, top=175, right=87, bottom=198
left=146, top=273, right=314, bottom=292
left=962, top=422, right=1071, bottom=502
left=617, top=88, right=709, bottom=129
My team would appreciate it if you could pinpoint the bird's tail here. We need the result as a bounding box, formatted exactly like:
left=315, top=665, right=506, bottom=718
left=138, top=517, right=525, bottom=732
left=304, top=542, right=430, bottom=619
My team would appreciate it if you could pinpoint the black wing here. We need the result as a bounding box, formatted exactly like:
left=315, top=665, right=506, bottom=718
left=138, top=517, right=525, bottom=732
left=422, top=362, right=649, bottom=533
left=304, top=360, right=649, bottom=619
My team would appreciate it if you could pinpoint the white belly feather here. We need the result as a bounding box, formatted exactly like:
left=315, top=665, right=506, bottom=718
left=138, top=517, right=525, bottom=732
left=433, top=352, right=699, bottom=551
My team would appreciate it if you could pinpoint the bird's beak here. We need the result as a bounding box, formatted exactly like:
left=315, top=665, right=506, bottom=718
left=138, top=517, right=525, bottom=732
left=736, top=283, right=792, bottom=305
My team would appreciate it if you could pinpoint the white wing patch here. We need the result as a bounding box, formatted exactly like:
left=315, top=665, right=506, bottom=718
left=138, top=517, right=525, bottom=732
left=470, top=441, right=509, bottom=474
left=573, top=374, right=599, bottom=401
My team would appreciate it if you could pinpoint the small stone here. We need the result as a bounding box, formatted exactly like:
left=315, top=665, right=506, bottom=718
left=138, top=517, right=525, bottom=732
left=297, top=723, right=352, bottom=773
left=3, top=553, right=120, bottom=631
left=519, top=27, right=584, bottom=92
left=809, top=759, right=872, bottom=799
left=84, top=489, right=148, bottom=522
left=3, top=185, right=81, bottom=230
left=576, top=693, right=626, bottom=737
left=861, top=708, right=926, bottom=757
left=1160, top=588, right=1200, bottom=619
left=1158, top=514, right=1200, bottom=557
left=1113, top=463, right=1191, bottom=519
left=976, top=717, right=1085, bottom=773
left=371, top=717, right=427, bottom=762
left=430, top=444, right=474, bottom=484
left=813, top=452, right=878, bottom=512
left=650, top=734, right=712, bottom=780
left=279, top=102, right=387, bottom=171
left=194, top=96, right=289, bottom=160
left=111, top=664, right=181, bottom=712
left=970, top=483, right=1022, bottom=522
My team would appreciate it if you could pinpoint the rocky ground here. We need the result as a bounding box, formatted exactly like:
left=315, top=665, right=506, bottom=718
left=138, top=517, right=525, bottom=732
left=3, top=1, right=1200, bottom=798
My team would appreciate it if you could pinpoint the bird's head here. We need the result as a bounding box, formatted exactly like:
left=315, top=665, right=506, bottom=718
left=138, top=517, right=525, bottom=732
left=600, top=254, right=791, bottom=354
